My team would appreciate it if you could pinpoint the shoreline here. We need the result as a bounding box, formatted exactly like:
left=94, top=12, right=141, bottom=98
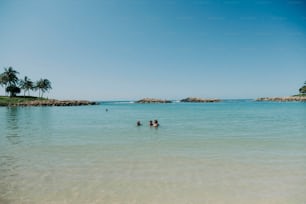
left=0, top=96, right=98, bottom=107
left=256, top=96, right=306, bottom=102
left=15, top=99, right=98, bottom=106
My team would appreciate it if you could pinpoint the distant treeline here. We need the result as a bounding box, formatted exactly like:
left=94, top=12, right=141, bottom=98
left=0, top=67, right=52, bottom=97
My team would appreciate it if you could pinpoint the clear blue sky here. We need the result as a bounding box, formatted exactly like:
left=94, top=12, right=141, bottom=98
left=0, top=0, right=306, bottom=100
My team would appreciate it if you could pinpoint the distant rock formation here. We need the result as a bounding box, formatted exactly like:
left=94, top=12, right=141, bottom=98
left=15, top=100, right=98, bottom=106
left=136, top=98, right=172, bottom=103
left=256, top=96, right=306, bottom=102
left=180, top=97, right=221, bottom=103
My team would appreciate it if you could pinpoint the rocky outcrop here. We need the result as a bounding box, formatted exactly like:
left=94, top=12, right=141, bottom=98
left=136, top=98, right=172, bottom=104
left=15, top=100, right=98, bottom=106
left=180, top=97, right=221, bottom=103
left=256, top=96, right=306, bottom=102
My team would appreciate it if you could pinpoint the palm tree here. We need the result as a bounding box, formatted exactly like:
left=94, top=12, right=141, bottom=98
left=20, top=76, right=34, bottom=97
left=0, top=75, right=6, bottom=96
left=35, top=78, right=52, bottom=98
left=1, top=67, right=19, bottom=97
left=0, top=73, right=9, bottom=95
left=3, top=67, right=19, bottom=85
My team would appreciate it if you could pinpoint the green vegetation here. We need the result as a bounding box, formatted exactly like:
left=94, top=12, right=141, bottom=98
left=36, top=78, right=52, bottom=98
left=299, top=81, right=306, bottom=94
left=20, top=76, right=34, bottom=96
left=0, top=67, right=52, bottom=97
left=293, top=94, right=306, bottom=97
left=291, top=81, right=306, bottom=97
left=0, top=67, right=96, bottom=106
left=0, top=96, right=47, bottom=106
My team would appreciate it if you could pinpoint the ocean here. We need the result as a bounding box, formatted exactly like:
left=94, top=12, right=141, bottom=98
left=0, top=100, right=306, bottom=204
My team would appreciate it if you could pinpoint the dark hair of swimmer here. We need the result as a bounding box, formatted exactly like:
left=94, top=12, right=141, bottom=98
left=153, top=120, right=159, bottom=127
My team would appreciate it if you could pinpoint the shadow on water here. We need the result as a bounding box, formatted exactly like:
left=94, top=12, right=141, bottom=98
left=5, top=107, right=22, bottom=145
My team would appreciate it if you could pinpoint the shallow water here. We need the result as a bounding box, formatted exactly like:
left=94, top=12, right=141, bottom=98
left=1, top=101, right=306, bottom=204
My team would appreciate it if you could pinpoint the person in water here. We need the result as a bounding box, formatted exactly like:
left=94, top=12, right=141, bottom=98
left=153, top=120, right=159, bottom=127
left=137, top=121, right=142, bottom=126
left=149, top=120, right=153, bottom=127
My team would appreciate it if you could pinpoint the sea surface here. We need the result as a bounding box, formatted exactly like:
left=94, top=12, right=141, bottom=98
left=0, top=100, right=306, bottom=204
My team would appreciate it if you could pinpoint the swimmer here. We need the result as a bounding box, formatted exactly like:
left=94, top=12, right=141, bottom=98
left=137, top=121, right=142, bottom=126
left=153, top=120, right=159, bottom=127
left=149, top=120, right=153, bottom=127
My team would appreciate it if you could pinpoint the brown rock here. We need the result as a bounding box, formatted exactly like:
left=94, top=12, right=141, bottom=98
left=256, top=96, right=306, bottom=102
left=180, top=97, right=221, bottom=103
left=16, top=99, right=98, bottom=106
left=136, top=98, right=172, bottom=103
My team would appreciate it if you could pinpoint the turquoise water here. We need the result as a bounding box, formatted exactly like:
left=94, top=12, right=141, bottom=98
left=1, top=101, right=306, bottom=204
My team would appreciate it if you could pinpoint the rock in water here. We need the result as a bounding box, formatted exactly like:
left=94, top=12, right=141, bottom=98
left=136, top=98, right=172, bottom=103
left=180, top=97, right=221, bottom=103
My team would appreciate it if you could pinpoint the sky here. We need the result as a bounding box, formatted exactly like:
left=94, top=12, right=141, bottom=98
left=0, top=0, right=306, bottom=100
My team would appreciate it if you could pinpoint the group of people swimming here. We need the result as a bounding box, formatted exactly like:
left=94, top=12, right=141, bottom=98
left=137, top=120, right=159, bottom=127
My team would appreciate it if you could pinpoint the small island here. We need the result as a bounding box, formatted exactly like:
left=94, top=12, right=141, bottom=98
left=180, top=97, right=221, bottom=103
left=136, top=98, right=172, bottom=104
left=0, top=67, right=97, bottom=106
left=256, top=81, right=306, bottom=102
